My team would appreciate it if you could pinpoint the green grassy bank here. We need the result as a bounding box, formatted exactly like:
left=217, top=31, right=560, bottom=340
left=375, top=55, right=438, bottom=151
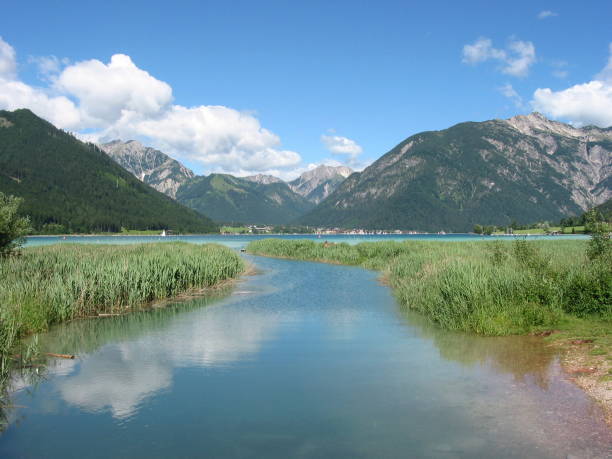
left=0, top=242, right=244, bottom=374
left=247, top=239, right=611, bottom=336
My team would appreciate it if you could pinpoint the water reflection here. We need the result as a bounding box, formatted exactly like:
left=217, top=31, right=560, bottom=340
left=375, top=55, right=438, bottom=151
left=400, top=310, right=557, bottom=389
left=29, top=285, right=281, bottom=419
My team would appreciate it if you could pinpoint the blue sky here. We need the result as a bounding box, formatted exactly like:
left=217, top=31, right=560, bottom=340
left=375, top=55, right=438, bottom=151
left=1, top=0, right=611, bottom=178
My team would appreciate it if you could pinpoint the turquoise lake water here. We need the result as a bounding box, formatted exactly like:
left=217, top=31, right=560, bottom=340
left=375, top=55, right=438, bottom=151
left=0, top=251, right=609, bottom=458
left=25, top=232, right=589, bottom=250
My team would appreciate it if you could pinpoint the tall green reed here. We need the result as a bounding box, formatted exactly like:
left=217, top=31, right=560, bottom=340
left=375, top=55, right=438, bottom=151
left=247, top=238, right=610, bottom=335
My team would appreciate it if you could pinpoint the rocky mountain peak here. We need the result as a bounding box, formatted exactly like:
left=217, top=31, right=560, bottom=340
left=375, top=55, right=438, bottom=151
left=299, top=164, right=353, bottom=182
left=504, top=112, right=608, bottom=139
left=243, top=174, right=283, bottom=185
left=100, top=140, right=194, bottom=199
left=289, top=165, right=354, bottom=204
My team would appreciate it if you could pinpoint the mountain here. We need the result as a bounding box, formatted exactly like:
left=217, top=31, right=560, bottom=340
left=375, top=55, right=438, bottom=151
left=0, top=109, right=217, bottom=233
left=100, top=140, right=194, bottom=198
left=300, top=113, right=612, bottom=232
left=96, top=141, right=352, bottom=223
left=244, top=174, right=284, bottom=185
left=289, top=165, right=353, bottom=204
left=176, top=174, right=314, bottom=225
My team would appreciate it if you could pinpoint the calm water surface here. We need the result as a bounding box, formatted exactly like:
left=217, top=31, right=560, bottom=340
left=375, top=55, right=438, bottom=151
left=25, top=232, right=589, bottom=250
left=1, top=255, right=609, bottom=458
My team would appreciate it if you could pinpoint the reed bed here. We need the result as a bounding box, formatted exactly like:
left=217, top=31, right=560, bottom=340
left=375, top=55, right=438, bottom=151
left=0, top=242, right=243, bottom=357
left=247, top=238, right=611, bottom=335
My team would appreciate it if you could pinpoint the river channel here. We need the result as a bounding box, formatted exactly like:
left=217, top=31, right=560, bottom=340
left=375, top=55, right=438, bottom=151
left=0, top=252, right=609, bottom=458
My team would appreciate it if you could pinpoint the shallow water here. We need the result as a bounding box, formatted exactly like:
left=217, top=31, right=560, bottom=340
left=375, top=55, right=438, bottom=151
left=1, top=256, right=609, bottom=458
left=25, top=232, right=589, bottom=250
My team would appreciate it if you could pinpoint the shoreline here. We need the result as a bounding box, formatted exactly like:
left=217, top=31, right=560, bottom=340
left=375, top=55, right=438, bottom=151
left=552, top=337, right=612, bottom=426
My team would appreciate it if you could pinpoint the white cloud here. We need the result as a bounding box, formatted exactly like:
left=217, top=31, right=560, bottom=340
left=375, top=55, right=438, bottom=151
left=93, top=104, right=301, bottom=174
left=0, top=38, right=302, bottom=176
left=462, top=37, right=536, bottom=77
left=537, top=10, right=558, bottom=19
left=55, top=54, right=173, bottom=128
left=503, top=40, right=536, bottom=77
left=531, top=43, right=612, bottom=127
left=321, top=134, right=363, bottom=156
left=462, top=37, right=505, bottom=64
left=498, top=83, right=525, bottom=108
left=321, top=133, right=364, bottom=168
left=0, top=37, right=16, bottom=79
left=0, top=79, right=82, bottom=128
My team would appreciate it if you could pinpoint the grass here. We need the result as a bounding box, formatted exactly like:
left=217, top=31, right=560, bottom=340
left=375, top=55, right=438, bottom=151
left=247, top=238, right=611, bottom=336
left=0, top=242, right=244, bottom=402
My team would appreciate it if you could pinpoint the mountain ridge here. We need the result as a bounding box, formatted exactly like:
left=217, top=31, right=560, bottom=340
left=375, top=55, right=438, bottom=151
left=299, top=113, right=611, bottom=231
left=98, top=142, right=354, bottom=223
left=176, top=173, right=314, bottom=225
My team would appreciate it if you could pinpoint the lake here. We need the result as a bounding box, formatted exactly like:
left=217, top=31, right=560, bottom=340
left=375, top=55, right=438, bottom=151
left=24, top=232, right=589, bottom=250
left=1, top=250, right=609, bottom=458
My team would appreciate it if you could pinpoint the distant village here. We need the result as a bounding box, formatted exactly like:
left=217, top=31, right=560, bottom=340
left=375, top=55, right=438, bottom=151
left=221, top=225, right=425, bottom=235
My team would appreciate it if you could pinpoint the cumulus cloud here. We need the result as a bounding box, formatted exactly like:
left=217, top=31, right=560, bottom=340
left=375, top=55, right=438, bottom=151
left=498, top=83, right=525, bottom=108
left=321, top=134, right=363, bottom=157
left=531, top=43, right=612, bottom=127
left=320, top=133, right=371, bottom=170
left=0, top=37, right=16, bottom=79
left=0, top=39, right=81, bottom=128
left=55, top=54, right=173, bottom=128
left=0, top=79, right=82, bottom=128
left=537, top=10, right=558, bottom=19
left=462, top=37, right=536, bottom=77
left=0, top=37, right=302, bottom=176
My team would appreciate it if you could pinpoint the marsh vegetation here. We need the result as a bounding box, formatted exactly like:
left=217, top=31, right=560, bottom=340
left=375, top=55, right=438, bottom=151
left=0, top=241, right=244, bottom=424
left=247, top=238, right=611, bottom=336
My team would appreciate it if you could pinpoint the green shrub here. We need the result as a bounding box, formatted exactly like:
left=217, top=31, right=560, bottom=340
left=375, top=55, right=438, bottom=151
left=0, top=192, right=30, bottom=256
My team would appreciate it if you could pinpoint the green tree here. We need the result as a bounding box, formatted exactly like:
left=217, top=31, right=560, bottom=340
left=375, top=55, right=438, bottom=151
left=585, top=209, right=611, bottom=260
left=0, top=192, right=31, bottom=256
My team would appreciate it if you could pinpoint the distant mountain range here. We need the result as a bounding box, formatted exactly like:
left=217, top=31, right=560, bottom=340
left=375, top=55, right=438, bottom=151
left=100, top=140, right=354, bottom=225
left=2, top=108, right=609, bottom=233
left=0, top=109, right=217, bottom=233
left=176, top=174, right=314, bottom=225
left=299, top=113, right=611, bottom=231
